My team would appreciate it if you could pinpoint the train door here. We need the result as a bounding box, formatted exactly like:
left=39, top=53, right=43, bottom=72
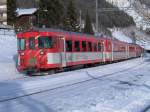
left=106, top=40, right=112, bottom=62
left=102, top=41, right=106, bottom=62
left=59, top=36, right=67, bottom=67
left=111, top=41, right=114, bottom=61
left=127, top=45, right=130, bottom=58
left=126, top=44, right=129, bottom=59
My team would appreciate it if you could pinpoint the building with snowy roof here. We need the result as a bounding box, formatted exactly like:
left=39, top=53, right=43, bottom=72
left=0, top=0, right=7, bottom=25
left=16, top=8, right=37, bottom=31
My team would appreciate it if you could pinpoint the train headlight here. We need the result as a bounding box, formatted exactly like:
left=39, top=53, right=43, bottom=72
left=20, top=52, right=25, bottom=56
left=40, top=51, right=44, bottom=55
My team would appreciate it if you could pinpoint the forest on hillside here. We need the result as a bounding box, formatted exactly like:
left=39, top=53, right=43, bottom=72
left=17, top=0, right=135, bottom=29
left=139, top=0, right=150, bottom=7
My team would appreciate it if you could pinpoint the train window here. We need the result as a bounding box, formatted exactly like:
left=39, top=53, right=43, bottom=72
left=38, top=36, right=53, bottom=49
left=66, top=40, right=72, bottom=52
left=94, top=43, right=97, bottom=52
left=101, top=43, right=104, bottom=51
left=82, top=41, right=87, bottom=52
left=98, top=42, right=101, bottom=51
left=75, top=41, right=80, bottom=52
left=129, top=47, right=135, bottom=52
left=29, top=37, right=35, bottom=49
left=88, top=42, right=92, bottom=52
left=17, top=38, right=26, bottom=50
left=120, top=46, right=125, bottom=52
left=108, top=42, right=111, bottom=50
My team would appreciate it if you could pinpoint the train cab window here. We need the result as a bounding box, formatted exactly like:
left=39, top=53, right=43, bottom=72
left=66, top=40, right=72, bottom=52
left=17, top=38, right=26, bottom=50
left=94, top=43, right=97, bottom=52
left=88, top=42, right=92, bottom=52
left=29, top=37, right=35, bottom=49
left=75, top=41, right=80, bottom=52
left=38, top=36, right=53, bottom=49
left=82, top=41, right=87, bottom=52
left=98, top=42, right=101, bottom=51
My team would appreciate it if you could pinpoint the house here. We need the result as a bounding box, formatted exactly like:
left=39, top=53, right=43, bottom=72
left=0, top=0, right=7, bottom=25
left=16, top=8, right=37, bottom=30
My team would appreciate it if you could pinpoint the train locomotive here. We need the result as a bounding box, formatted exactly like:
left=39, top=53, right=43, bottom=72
left=17, top=28, right=143, bottom=73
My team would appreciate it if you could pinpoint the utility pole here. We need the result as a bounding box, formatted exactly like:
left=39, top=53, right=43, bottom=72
left=96, top=0, right=99, bottom=34
left=79, top=10, right=82, bottom=32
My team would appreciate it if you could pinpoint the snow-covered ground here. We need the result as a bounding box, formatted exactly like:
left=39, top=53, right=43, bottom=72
left=0, top=57, right=150, bottom=112
left=112, top=30, right=133, bottom=43
left=106, top=0, right=150, bottom=50
left=1, top=28, right=150, bottom=112
left=106, top=0, right=150, bottom=30
left=111, top=28, right=150, bottom=50
left=0, top=29, right=24, bottom=81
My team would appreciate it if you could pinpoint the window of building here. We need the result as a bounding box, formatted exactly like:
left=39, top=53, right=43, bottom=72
left=66, top=40, right=72, bottom=52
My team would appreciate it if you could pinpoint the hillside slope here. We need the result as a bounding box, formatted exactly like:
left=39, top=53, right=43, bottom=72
left=139, top=0, right=150, bottom=7
left=17, top=0, right=135, bottom=29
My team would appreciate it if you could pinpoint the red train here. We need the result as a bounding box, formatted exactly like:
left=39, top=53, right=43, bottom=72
left=17, top=28, right=143, bottom=73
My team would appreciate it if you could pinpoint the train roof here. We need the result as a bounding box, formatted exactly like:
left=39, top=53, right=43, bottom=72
left=19, top=27, right=106, bottom=39
left=18, top=28, right=140, bottom=46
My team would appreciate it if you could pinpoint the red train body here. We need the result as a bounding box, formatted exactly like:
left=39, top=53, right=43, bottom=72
left=17, top=28, right=143, bottom=72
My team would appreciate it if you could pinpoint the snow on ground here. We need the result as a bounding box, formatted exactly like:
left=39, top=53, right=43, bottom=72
left=0, top=29, right=24, bottom=81
left=136, top=39, right=150, bottom=50
left=0, top=30, right=17, bottom=62
left=112, top=30, right=133, bottom=43
left=111, top=29, right=150, bottom=50
left=144, top=41, right=150, bottom=50
left=106, top=0, right=150, bottom=30
left=0, top=57, right=150, bottom=112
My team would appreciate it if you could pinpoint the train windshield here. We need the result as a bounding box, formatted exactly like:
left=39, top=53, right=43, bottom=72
left=17, top=39, right=26, bottom=50
left=38, top=36, right=53, bottom=49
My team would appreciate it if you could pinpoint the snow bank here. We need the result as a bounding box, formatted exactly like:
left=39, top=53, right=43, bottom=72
left=136, top=40, right=150, bottom=50
left=0, top=29, right=23, bottom=80
left=118, top=99, right=150, bottom=112
left=145, top=42, right=150, bottom=50
left=112, top=31, right=133, bottom=43
left=0, top=30, right=17, bottom=62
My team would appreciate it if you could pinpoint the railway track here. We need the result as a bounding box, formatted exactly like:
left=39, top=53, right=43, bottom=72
left=86, top=60, right=147, bottom=80
left=10, top=58, right=144, bottom=81
left=0, top=58, right=148, bottom=103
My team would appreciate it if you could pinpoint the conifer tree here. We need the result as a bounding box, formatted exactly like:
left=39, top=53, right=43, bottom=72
left=35, top=0, right=64, bottom=28
left=63, top=0, right=79, bottom=32
left=83, top=11, right=94, bottom=35
left=7, top=0, right=17, bottom=26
